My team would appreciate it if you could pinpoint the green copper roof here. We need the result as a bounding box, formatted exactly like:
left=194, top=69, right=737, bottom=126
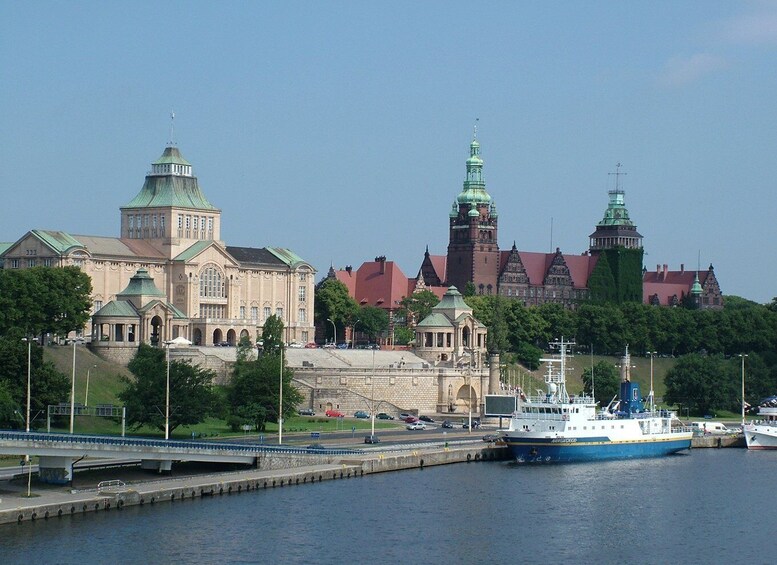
left=456, top=137, right=492, bottom=207
left=117, top=268, right=165, bottom=297
left=153, top=146, right=191, bottom=166
left=434, top=286, right=470, bottom=311
left=174, top=240, right=215, bottom=262
left=691, top=273, right=703, bottom=295
left=123, top=147, right=218, bottom=211
left=94, top=300, right=138, bottom=318
left=597, top=190, right=635, bottom=228
left=416, top=312, right=453, bottom=328
left=267, top=247, right=307, bottom=267
left=31, top=230, right=84, bottom=254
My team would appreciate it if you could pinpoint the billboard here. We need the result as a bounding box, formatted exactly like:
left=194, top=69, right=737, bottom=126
left=485, top=395, right=517, bottom=417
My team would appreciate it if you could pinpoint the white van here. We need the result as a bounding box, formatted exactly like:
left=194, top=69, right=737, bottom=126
left=691, top=421, right=731, bottom=435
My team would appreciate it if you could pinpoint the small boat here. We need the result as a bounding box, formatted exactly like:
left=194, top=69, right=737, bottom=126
left=500, top=340, right=692, bottom=463
left=743, top=396, right=777, bottom=450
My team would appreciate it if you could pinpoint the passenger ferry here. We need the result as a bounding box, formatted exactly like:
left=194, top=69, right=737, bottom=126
left=500, top=340, right=692, bottom=463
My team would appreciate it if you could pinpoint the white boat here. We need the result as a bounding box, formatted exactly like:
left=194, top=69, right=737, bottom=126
left=744, top=396, right=777, bottom=450
left=500, top=340, right=692, bottom=463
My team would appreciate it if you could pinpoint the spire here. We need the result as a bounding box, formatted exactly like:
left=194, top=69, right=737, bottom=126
left=168, top=110, right=176, bottom=146
left=456, top=128, right=492, bottom=207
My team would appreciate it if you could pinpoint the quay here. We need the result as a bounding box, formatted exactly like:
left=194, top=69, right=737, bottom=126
left=0, top=441, right=506, bottom=526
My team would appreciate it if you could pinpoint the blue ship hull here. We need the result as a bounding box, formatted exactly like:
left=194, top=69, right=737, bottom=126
left=503, top=436, right=692, bottom=463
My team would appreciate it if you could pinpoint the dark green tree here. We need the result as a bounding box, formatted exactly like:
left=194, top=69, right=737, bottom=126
left=314, top=279, right=359, bottom=343
left=397, top=290, right=440, bottom=326
left=664, top=354, right=738, bottom=416
left=462, top=281, right=476, bottom=297
left=359, top=306, right=389, bottom=342
left=393, top=326, right=415, bottom=346
left=119, top=344, right=220, bottom=434
left=581, top=360, right=620, bottom=407
left=515, top=342, right=542, bottom=370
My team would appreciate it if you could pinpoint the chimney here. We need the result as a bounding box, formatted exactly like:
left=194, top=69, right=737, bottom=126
left=663, top=264, right=668, bottom=280
left=656, top=264, right=660, bottom=275
left=345, top=265, right=352, bottom=273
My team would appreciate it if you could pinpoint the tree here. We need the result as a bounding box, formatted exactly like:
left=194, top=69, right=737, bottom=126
left=664, top=354, right=738, bottom=416
left=359, top=306, right=389, bottom=342
left=314, top=279, right=359, bottom=343
left=581, top=360, right=620, bottom=407
left=397, top=290, right=440, bottom=326
left=228, top=317, right=303, bottom=431
left=119, top=344, right=220, bottom=434
left=515, top=342, right=542, bottom=370
left=393, top=326, right=414, bottom=345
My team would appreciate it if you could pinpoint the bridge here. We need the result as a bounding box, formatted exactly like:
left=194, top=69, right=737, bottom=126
left=0, top=431, right=361, bottom=485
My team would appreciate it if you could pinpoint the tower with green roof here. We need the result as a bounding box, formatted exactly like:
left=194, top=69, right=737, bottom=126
left=445, top=134, right=500, bottom=294
left=120, top=145, right=222, bottom=259
left=588, top=166, right=644, bottom=303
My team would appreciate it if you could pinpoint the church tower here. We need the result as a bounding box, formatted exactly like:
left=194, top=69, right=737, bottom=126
left=445, top=134, right=500, bottom=294
left=120, top=144, right=222, bottom=259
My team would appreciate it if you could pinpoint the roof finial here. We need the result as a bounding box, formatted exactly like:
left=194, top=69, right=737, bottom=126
left=168, top=110, right=176, bottom=146
left=473, top=117, right=479, bottom=140
left=609, top=162, right=626, bottom=192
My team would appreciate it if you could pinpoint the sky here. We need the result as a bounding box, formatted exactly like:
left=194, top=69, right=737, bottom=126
left=2, top=1, right=776, bottom=304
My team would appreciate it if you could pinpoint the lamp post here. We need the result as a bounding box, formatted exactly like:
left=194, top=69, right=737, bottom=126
left=279, top=344, right=284, bottom=444
left=22, top=337, right=32, bottom=497
left=164, top=340, right=172, bottom=440
left=351, top=319, right=361, bottom=349
left=370, top=347, right=376, bottom=438
left=467, top=348, right=473, bottom=434
left=740, top=354, right=747, bottom=425
left=69, top=338, right=83, bottom=434
left=647, top=351, right=656, bottom=412
left=84, top=364, right=96, bottom=407
left=327, top=318, right=337, bottom=346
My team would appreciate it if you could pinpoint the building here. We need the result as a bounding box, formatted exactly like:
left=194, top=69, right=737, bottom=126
left=1, top=143, right=316, bottom=357
left=643, top=264, right=723, bottom=309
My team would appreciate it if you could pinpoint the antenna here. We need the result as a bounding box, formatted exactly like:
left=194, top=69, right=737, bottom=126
left=169, top=110, right=176, bottom=146
left=608, top=162, right=627, bottom=191
left=549, top=217, right=553, bottom=253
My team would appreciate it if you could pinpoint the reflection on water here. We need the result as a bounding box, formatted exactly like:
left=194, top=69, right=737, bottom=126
left=3, top=450, right=775, bottom=565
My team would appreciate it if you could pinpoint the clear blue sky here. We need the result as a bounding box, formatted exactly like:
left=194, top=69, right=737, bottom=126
left=2, top=1, right=776, bottom=303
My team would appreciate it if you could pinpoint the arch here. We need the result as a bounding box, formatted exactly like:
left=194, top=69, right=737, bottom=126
left=226, top=329, right=237, bottom=345
left=462, top=326, right=471, bottom=348
left=240, top=329, right=250, bottom=342
left=455, top=383, right=478, bottom=412
left=213, top=328, right=223, bottom=346
left=199, top=264, right=226, bottom=298
left=193, top=328, right=203, bottom=346
left=150, top=315, right=163, bottom=345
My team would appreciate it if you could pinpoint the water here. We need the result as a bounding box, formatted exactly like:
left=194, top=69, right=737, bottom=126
left=1, top=449, right=774, bottom=565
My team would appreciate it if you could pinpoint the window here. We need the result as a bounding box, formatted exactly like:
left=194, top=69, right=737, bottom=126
left=298, top=308, right=306, bottom=322
left=43, top=258, right=52, bottom=267
left=199, top=266, right=225, bottom=298
left=299, top=273, right=307, bottom=282
left=302, top=331, right=309, bottom=342
left=264, top=306, right=271, bottom=320
left=276, top=307, right=283, bottom=318
left=160, top=214, right=165, bottom=230
left=239, top=306, right=246, bottom=318
left=193, top=216, right=198, bottom=231
left=94, top=300, right=103, bottom=312
left=10, top=259, right=19, bottom=268
left=27, top=259, right=36, bottom=268
left=298, top=286, right=306, bottom=302
left=251, top=306, right=258, bottom=319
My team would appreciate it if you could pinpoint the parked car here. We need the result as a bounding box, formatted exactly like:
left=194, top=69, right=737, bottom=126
left=306, top=443, right=326, bottom=451
left=364, top=435, right=380, bottom=444
left=399, top=413, right=411, bottom=420
left=325, top=409, right=345, bottom=418
left=336, top=343, right=349, bottom=349
left=354, top=410, right=369, bottom=419
left=419, top=415, right=435, bottom=423
left=288, top=342, right=304, bottom=348
left=482, top=434, right=500, bottom=443
left=304, top=342, right=318, bottom=349
left=298, top=408, right=315, bottom=416
left=441, top=420, right=454, bottom=429
left=406, top=422, right=427, bottom=431
left=322, top=343, right=336, bottom=349
left=376, top=412, right=394, bottom=420
left=217, top=341, right=232, bottom=347
left=403, top=416, right=419, bottom=423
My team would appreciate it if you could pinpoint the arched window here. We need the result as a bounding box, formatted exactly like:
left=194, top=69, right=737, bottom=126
left=199, top=266, right=225, bottom=298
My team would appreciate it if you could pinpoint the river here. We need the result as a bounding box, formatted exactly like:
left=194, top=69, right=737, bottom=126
left=1, top=449, right=773, bottom=564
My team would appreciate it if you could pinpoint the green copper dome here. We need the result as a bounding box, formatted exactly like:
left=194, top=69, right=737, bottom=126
left=456, top=137, right=492, bottom=207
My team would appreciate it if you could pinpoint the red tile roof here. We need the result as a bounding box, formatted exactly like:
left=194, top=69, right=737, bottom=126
left=642, top=265, right=708, bottom=305
left=335, top=259, right=409, bottom=309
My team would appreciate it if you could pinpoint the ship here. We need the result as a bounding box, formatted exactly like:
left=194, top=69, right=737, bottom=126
left=500, top=340, right=692, bottom=463
left=744, top=396, right=777, bottom=450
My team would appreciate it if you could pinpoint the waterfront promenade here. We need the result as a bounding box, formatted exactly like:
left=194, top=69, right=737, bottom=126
left=0, top=438, right=503, bottom=526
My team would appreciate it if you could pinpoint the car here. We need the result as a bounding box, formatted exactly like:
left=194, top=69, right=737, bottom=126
left=364, top=435, right=380, bottom=444
left=325, top=409, right=345, bottom=417
left=482, top=434, right=500, bottom=443
left=441, top=420, right=454, bottom=429
left=406, top=422, right=427, bottom=431
left=419, top=415, right=435, bottom=423
left=462, top=420, right=481, bottom=430
left=376, top=412, right=394, bottom=420
left=403, top=416, right=419, bottom=423
left=298, top=408, right=315, bottom=416
left=288, top=342, right=304, bottom=348
left=399, top=413, right=411, bottom=420
left=304, top=342, right=318, bottom=349
left=336, top=343, right=349, bottom=349
left=322, top=343, right=336, bottom=349
left=354, top=410, right=369, bottom=419
left=306, top=443, right=326, bottom=451
left=217, top=341, right=232, bottom=347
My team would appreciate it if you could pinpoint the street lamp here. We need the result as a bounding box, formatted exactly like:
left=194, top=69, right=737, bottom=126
left=327, top=318, right=337, bottom=346
left=351, top=319, right=361, bottom=349
left=279, top=344, right=284, bottom=444
left=84, top=364, right=97, bottom=407
left=21, top=337, right=32, bottom=497
left=647, top=351, right=656, bottom=412
left=370, top=347, right=376, bottom=438
left=164, top=336, right=192, bottom=440
left=69, top=337, right=84, bottom=434
left=739, top=354, right=748, bottom=426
